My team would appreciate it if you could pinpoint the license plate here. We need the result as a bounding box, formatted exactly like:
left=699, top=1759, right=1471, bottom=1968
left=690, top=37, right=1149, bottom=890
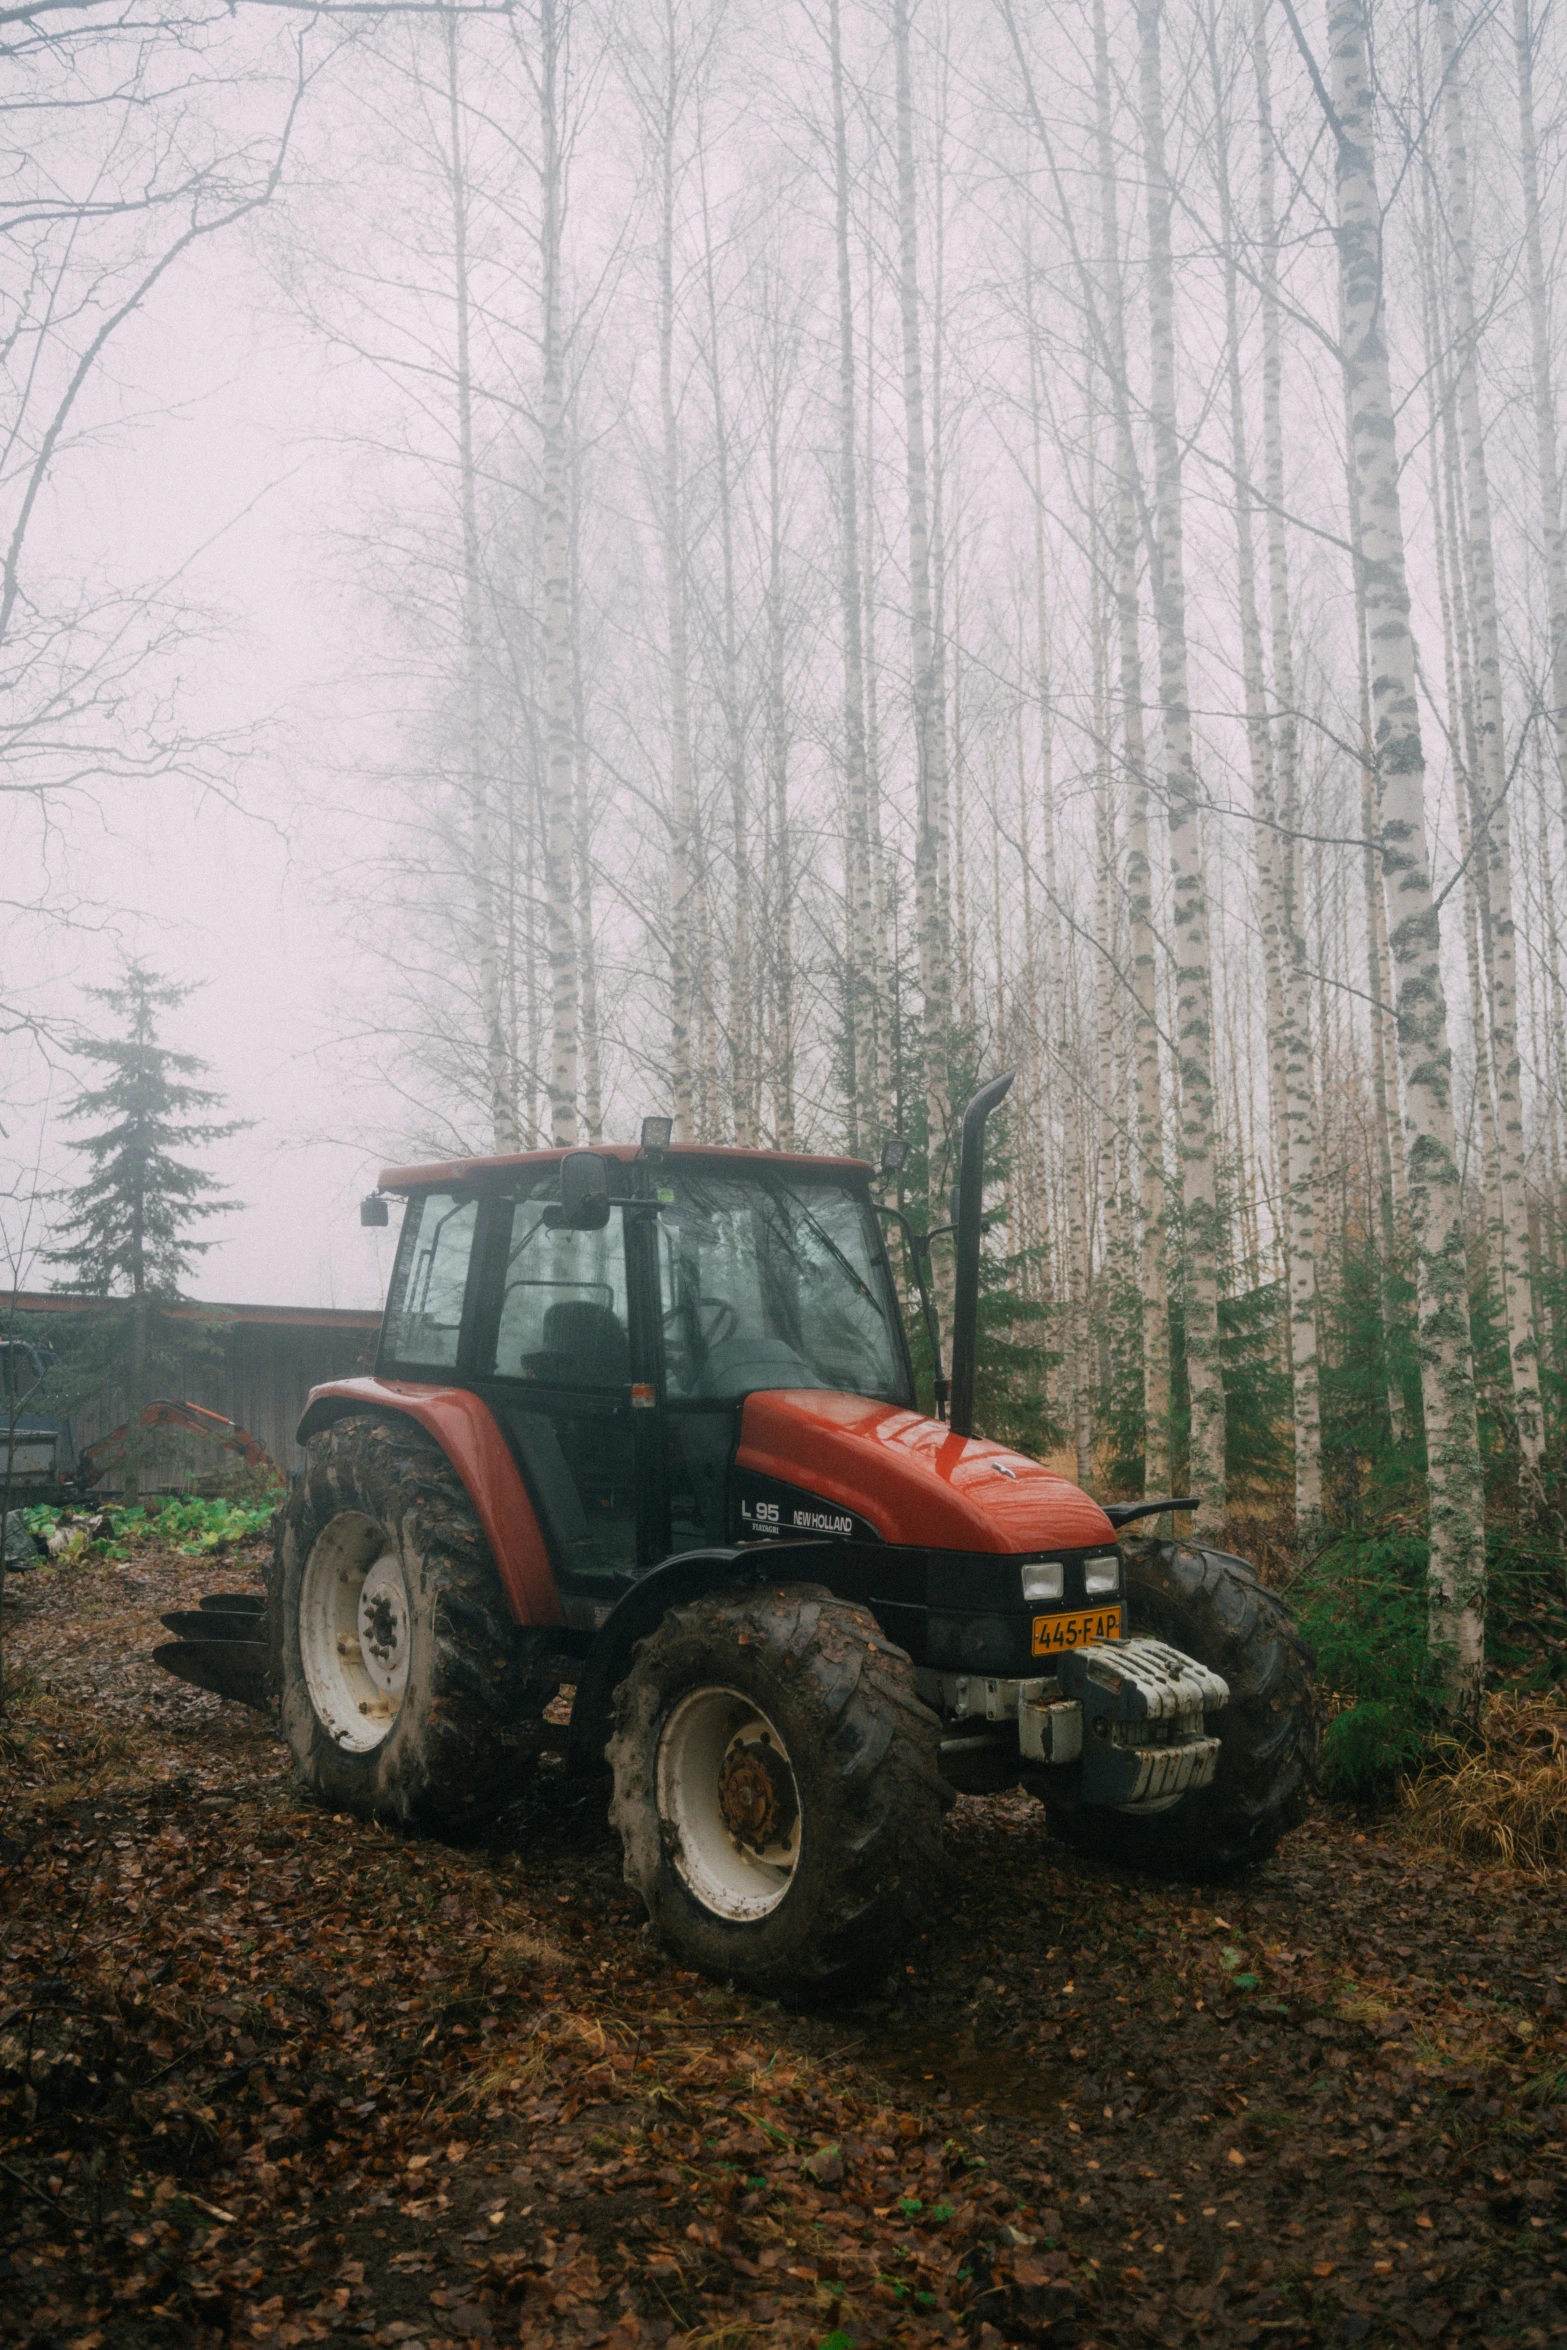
left=1032, top=1605, right=1122, bottom=1655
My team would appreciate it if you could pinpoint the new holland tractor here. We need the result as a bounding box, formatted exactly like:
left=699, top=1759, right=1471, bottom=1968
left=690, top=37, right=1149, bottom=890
left=156, top=1080, right=1318, bottom=1998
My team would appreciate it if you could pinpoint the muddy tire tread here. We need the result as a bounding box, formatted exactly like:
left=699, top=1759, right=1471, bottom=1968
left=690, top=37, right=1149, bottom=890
left=1048, top=1540, right=1319, bottom=1881
left=607, top=1582, right=949, bottom=1999
left=273, top=1413, right=541, bottom=1831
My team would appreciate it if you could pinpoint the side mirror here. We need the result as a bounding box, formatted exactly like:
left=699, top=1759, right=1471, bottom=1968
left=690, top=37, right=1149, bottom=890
left=360, top=1195, right=389, bottom=1227
left=547, top=1150, right=612, bottom=1231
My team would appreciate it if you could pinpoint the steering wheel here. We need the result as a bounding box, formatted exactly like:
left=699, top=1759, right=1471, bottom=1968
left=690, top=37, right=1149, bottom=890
left=663, top=1295, right=739, bottom=1350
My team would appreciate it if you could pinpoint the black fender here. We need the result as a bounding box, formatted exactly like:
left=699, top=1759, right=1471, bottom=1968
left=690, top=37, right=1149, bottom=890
left=567, top=1539, right=849, bottom=1774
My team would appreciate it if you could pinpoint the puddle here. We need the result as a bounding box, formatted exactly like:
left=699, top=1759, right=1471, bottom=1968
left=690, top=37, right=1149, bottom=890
left=839, top=2018, right=1067, bottom=2120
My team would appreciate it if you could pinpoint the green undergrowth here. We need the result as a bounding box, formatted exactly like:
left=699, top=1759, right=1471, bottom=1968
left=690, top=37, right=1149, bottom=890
left=1291, top=1526, right=1567, bottom=1801
left=20, top=1494, right=276, bottom=1560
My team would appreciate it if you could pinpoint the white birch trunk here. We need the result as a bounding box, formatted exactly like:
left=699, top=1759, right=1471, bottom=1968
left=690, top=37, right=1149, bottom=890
left=1516, top=0, right=1567, bottom=915
left=1092, top=538, right=1126, bottom=1451
left=861, top=217, right=894, bottom=1136
left=765, top=382, right=794, bottom=1152
left=566, top=408, right=602, bottom=1146
left=1093, top=0, right=1169, bottom=1491
left=1422, top=223, right=1506, bottom=1308
left=891, top=0, right=952, bottom=1199
left=446, top=13, right=517, bottom=1152
left=1044, top=739, right=1092, bottom=1485
left=830, top=0, right=873, bottom=1150
left=656, top=9, right=696, bottom=1142
left=1351, top=407, right=1411, bottom=1284
left=1224, top=1, right=1323, bottom=1527
left=695, top=132, right=751, bottom=1148
left=1137, top=0, right=1225, bottom=1530
left=1347, top=361, right=1409, bottom=1447
left=1326, top=0, right=1486, bottom=1716
left=537, top=0, right=577, bottom=1147
left=1436, top=0, right=1543, bottom=1498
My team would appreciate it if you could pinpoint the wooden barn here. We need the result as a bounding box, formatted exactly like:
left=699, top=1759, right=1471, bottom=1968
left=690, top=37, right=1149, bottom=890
left=3, top=1293, right=381, bottom=1492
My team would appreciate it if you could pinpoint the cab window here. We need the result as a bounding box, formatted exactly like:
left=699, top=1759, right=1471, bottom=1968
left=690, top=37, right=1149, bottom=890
left=381, top=1191, right=478, bottom=1371
left=480, top=1190, right=631, bottom=1389
left=656, top=1169, right=909, bottom=1403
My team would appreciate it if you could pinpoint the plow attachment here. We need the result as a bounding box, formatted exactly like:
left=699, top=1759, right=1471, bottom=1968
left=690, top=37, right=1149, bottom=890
left=153, top=1592, right=272, bottom=1711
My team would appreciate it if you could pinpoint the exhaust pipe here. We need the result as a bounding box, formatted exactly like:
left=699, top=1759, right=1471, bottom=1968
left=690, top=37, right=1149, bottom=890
left=948, top=1071, right=1015, bottom=1439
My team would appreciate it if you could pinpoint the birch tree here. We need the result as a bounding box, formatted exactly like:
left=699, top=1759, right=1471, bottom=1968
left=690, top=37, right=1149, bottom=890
left=528, top=0, right=580, bottom=1146
left=1137, top=0, right=1227, bottom=1530
left=1434, top=0, right=1542, bottom=1504
left=1095, top=0, right=1171, bottom=1492
left=1515, top=0, right=1567, bottom=881
left=1308, top=0, right=1487, bottom=1712
left=445, top=11, right=520, bottom=1151
left=829, top=0, right=875, bottom=1150
left=1210, top=0, right=1323, bottom=1528
left=891, top=0, right=953, bottom=1198
left=649, top=0, right=699, bottom=1139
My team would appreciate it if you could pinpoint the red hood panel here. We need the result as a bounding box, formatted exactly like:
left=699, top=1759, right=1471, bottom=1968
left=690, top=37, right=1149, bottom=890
left=737, top=1391, right=1115, bottom=1552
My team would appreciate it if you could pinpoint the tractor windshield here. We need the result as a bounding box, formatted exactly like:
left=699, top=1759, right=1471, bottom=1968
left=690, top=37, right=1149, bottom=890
left=656, top=1168, right=909, bottom=1405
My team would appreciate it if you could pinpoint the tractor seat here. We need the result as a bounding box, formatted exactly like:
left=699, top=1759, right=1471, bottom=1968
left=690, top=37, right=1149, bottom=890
left=524, top=1299, right=630, bottom=1388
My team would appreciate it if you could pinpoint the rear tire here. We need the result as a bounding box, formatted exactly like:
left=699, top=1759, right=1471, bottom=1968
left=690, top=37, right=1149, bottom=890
left=1045, top=1540, right=1319, bottom=1880
left=608, top=1582, right=948, bottom=1999
left=273, top=1414, right=543, bottom=1830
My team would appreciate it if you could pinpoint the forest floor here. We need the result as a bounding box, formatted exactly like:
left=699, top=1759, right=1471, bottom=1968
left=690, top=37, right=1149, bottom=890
left=2, top=1538, right=1565, bottom=2350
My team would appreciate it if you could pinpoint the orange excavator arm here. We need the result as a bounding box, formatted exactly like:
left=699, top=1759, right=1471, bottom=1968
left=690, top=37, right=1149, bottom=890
left=78, top=1400, right=283, bottom=1486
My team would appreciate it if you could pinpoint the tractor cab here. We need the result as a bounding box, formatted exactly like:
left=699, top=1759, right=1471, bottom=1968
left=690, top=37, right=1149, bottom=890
left=369, top=1145, right=918, bottom=1620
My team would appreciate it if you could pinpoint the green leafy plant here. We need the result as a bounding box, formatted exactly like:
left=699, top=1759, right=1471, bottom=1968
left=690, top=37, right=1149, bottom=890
left=22, top=1494, right=273, bottom=1559
left=1293, top=1523, right=1567, bottom=1800
left=1290, top=1535, right=1446, bottom=1799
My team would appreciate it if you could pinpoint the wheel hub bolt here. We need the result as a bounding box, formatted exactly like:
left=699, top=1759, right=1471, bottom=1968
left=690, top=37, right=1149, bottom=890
left=718, top=1736, right=796, bottom=1851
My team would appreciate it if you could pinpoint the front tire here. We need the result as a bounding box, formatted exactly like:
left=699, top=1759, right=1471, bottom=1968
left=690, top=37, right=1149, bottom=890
left=1047, top=1540, right=1319, bottom=1880
left=608, top=1582, right=948, bottom=1999
left=273, top=1414, right=542, bottom=1830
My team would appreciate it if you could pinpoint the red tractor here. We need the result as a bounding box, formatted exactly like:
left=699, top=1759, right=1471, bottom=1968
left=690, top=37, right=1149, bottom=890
left=158, top=1082, right=1317, bottom=1998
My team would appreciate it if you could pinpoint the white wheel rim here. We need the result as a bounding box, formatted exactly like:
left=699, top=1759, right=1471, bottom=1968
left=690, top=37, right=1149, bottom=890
left=656, top=1685, right=802, bottom=1922
left=299, top=1511, right=411, bottom=1753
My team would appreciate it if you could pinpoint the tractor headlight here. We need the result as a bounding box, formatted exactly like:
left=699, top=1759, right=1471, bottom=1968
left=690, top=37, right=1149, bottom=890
left=1021, top=1560, right=1064, bottom=1604
left=1084, top=1554, right=1121, bottom=1597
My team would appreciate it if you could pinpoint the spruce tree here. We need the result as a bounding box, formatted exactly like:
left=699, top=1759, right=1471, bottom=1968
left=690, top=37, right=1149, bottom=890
left=45, top=965, right=244, bottom=1503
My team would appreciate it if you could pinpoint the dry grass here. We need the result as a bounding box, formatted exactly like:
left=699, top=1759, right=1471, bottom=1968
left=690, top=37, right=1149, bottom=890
left=1403, top=1691, right=1567, bottom=1876
left=488, top=1927, right=571, bottom=1975
left=464, top=2044, right=553, bottom=2107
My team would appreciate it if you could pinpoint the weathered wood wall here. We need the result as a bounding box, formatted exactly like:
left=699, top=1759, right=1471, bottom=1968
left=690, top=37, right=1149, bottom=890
left=5, top=1297, right=381, bottom=1492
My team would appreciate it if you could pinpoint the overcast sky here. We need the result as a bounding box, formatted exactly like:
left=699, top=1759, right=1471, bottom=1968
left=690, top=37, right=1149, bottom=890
left=5, top=200, right=404, bottom=1312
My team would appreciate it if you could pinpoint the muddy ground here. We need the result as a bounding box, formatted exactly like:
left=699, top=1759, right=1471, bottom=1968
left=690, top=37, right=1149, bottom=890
left=2, top=1542, right=1564, bottom=2350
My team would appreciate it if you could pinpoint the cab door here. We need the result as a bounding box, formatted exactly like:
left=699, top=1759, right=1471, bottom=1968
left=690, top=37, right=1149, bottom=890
left=469, top=1186, right=643, bottom=1618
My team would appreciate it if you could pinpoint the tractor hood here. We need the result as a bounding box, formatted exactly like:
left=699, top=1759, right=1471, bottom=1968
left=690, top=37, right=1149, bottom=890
left=736, top=1391, right=1116, bottom=1554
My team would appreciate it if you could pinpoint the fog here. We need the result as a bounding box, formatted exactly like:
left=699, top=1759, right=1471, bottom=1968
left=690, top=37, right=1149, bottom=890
left=2, top=88, right=397, bottom=1306
left=5, top=0, right=1567, bottom=1611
